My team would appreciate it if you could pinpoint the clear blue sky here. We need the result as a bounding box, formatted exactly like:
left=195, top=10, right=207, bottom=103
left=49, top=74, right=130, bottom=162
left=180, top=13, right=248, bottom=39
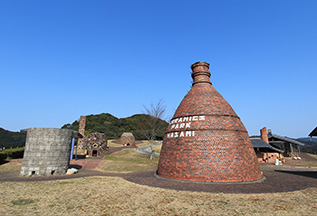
left=1, top=0, right=316, bottom=138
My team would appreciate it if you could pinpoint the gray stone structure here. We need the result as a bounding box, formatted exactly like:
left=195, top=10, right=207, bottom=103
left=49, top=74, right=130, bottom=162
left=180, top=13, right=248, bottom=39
left=21, top=128, right=77, bottom=176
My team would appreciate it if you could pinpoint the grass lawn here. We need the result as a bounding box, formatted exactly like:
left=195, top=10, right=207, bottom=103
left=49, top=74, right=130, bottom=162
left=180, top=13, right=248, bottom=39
left=284, top=153, right=317, bottom=167
left=97, top=148, right=159, bottom=172
left=107, top=140, right=150, bottom=147
left=152, top=143, right=162, bottom=153
left=0, top=175, right=316, bottom=216
left=0, top=160, right=22, bottom=173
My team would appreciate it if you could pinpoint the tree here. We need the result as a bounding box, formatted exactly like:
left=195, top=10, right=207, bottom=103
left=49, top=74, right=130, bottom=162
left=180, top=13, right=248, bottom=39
left=142, top=99, right=166, bottom=159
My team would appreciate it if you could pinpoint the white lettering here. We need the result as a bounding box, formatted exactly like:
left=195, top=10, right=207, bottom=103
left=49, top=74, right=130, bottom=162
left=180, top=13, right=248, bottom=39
left=199, top=116, right=205, bottom=121
left=167, top=130, right=196, bottom=138
left=174, top=132, right=178, bottom=137
left=186, top=131, right=192, bottom=137
left=167, top=115, right=206, bottom=138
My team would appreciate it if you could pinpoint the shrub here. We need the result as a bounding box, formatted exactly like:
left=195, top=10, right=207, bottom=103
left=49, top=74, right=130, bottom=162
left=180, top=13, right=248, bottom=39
left=0, top=147, right=24, bottom=160
left=0, top=152, right=6, bottom=163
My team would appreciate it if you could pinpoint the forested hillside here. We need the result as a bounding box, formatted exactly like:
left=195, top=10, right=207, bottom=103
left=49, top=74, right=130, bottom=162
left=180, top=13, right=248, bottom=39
left=297, top=138, right=317, bottom=154
left=62, top=113, right=169, bottom=140
left=0, top=128, right=26, bottom=148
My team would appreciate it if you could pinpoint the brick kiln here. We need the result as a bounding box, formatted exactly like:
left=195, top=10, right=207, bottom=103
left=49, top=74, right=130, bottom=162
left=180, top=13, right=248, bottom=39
left=82, top=132, right=107, bottom=157
left=120, top=132, right=135, bottom=146
left=157, top=62, right=262, bottom=183
left=21, top=128, right=78, bottom=176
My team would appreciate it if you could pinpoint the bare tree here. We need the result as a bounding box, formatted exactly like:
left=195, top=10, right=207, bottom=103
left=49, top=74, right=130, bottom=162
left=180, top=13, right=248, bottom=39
left=142, top=99, right=166, bottom=159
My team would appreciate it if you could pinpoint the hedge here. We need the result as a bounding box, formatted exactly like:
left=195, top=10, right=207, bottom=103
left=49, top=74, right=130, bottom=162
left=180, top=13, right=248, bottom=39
left=0, top=147, right=25, bottom=162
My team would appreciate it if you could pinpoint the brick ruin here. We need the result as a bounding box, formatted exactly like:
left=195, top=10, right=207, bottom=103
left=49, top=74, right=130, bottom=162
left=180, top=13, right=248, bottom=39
left=157, top=62, right=262, bottom=183
left=82, top=132, right=108, bottom=157
left=75, top=116, right=108, bottom=157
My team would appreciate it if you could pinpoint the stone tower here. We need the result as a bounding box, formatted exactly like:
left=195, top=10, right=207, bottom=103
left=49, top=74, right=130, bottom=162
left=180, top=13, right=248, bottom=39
left=21, top=128, right=74, bottom=175
left=77, top=116, right=86, bottom=149
left=157, top=62, right=262, bottom=183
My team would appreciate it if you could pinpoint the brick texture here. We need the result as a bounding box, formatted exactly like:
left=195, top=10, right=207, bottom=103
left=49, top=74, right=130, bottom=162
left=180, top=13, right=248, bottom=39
left=78, top=116, right=86, bottom=149
left=260, top=127, right=269, bottom=143
left=157, top=62, right=262, bottom=182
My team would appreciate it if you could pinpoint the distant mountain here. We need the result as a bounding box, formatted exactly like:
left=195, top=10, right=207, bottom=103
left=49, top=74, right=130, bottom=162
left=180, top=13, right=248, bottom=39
left=62, top=113, right=169, bottom=140
left=0, top=128, right=26, bottom=148
left=297, top=137, right=317, bottom=142
left=296, top=137, right=317, bottom=154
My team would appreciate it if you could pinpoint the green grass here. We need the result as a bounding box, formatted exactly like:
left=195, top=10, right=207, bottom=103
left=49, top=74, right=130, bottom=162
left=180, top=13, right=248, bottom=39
left=11, top=198, right=34, bottom=206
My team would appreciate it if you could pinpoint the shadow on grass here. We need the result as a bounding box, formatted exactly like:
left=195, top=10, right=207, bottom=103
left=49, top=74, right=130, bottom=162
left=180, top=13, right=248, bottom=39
left=0, top=160, right=9, bottom=165
left=275, top=170, right=317, bottom=179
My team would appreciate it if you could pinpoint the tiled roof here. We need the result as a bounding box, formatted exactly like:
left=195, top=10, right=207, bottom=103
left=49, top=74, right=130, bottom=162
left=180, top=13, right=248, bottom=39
left=250, top=137, right=284, bottom=153
left=269, top=134, right=305, bottom=146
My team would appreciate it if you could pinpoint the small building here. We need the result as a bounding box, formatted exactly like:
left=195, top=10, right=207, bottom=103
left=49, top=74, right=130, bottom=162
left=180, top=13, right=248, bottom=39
left=250, top=127, right=284, bottom=163
left=251, top=137, right=284, bottom=163
left=120, top=132, right=135, bottom=146
left=268, top=132, right=305, bottom=158
left=82, top=132, right=107, bottom=157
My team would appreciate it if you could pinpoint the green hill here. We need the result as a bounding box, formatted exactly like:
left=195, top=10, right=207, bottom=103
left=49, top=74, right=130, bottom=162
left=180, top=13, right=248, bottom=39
left=297, top=138, right=317, bottom=154
left=62, top=113, right=169, bottom=140
left=0, top=128, right=26, bottom=148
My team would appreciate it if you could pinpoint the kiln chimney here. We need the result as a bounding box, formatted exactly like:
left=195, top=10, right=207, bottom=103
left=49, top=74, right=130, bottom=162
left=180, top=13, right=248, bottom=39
left=260, top=127, right=269, bottom=143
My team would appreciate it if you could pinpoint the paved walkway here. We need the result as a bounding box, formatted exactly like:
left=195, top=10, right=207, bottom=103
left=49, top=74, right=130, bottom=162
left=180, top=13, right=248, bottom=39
left=0, top=160, right=316, bottom=194
left=135, top=141, right=162, bottom=157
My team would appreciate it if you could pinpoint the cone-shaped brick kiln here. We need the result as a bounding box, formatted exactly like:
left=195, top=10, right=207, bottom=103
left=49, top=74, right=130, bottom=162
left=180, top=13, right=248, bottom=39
left=157, top=62, right=262, bottom=183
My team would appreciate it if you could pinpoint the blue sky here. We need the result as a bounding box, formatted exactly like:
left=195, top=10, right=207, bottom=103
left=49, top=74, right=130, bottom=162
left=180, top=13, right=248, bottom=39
left=1, top=0, right=316, bottom=138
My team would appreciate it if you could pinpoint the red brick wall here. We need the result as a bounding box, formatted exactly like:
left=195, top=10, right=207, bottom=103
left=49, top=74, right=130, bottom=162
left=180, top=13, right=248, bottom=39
left=157, top=62, right=262, bottom=183
left=260, top=127, right=269, bottom=143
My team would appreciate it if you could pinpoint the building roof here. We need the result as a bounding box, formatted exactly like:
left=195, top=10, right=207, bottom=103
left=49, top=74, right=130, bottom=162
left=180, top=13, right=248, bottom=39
left=250, top=137, right=284, bottom=153
left=309, top=126, right=317, bottom=137
left=268, top=134, right=305, bottom=146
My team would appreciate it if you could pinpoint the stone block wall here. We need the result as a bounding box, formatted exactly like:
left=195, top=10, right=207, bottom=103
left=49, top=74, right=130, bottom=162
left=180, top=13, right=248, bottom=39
left=21, top=128, right=73, bottom=176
